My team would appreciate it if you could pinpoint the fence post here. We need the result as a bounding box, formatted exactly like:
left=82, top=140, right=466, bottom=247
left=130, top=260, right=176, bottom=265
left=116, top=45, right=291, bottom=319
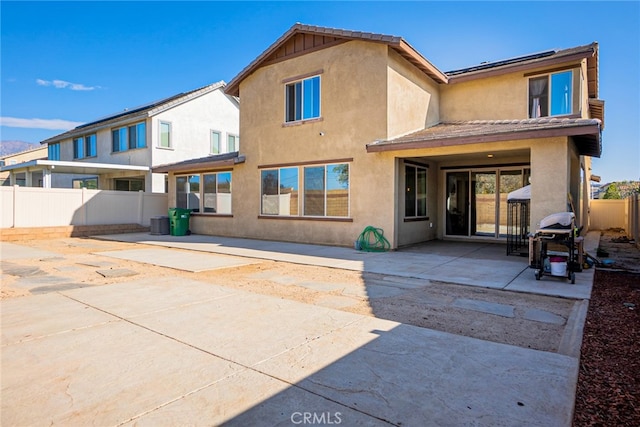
left=12, top=185, right=18, bottom=228
left=138, top=190, right=144, bottom=225
left=81, top=187, right=88, bottom=226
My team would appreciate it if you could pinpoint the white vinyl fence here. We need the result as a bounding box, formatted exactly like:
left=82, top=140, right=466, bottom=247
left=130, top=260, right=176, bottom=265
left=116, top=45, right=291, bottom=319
left=1, top=186, right=168, bottom=228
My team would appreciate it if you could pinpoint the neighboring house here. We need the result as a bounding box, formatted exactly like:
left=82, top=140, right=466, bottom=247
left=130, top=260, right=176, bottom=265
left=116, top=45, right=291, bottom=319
left=156, top=23, right=604, bottom=248
left=1, top=82, right=239, bottom=193
left=0, top=145, right=48, bottom=186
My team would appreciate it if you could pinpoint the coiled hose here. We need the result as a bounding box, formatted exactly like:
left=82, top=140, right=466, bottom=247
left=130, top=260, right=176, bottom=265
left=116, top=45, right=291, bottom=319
left=356, top=226, right=391, bottom=252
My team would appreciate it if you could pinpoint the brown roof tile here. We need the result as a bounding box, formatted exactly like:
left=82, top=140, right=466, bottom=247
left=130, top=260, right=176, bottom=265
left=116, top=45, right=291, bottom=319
left=367, top=118, right=602, bottom=157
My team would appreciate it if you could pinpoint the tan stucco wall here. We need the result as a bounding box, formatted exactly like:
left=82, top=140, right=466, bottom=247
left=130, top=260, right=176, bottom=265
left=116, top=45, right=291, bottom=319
left=387, top=49, right=440, bottom=137
left=441, top=64, right=582, bottom=121
left=530, top=137, right=571, bottom=229
left=180, top=40, right=446, bottom=247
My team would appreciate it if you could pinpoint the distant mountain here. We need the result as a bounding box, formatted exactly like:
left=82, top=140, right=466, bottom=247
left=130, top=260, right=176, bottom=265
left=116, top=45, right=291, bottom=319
left=0, top=140, right=40, bottom=157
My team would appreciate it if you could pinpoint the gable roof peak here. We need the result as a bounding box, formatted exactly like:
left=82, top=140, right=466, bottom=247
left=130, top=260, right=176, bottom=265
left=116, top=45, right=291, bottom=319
left=225, top=23, right=447, bottom=97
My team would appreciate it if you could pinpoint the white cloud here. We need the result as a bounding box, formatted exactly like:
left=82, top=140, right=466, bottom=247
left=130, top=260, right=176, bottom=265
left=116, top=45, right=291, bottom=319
left=0, top=117, right=84, bottom=130
left=36, top=78, right=100, bottom=91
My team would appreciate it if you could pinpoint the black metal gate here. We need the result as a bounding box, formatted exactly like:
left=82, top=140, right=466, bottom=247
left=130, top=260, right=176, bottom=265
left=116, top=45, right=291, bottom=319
left=506, top=199, right=529, bottom=256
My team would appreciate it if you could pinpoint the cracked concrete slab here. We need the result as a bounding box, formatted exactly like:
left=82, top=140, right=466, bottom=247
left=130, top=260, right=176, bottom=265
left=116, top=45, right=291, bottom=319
left=1, top=263, right=46, bottom=277
left=95, top=248, right=260, bottom=272
left=96, top=268, right=139, bottom=278
left=2, top=273, right=580, bottom=426
left=0, top=242, right=59, bottom=261
left=524, top=308, right=567, bottom=325
left=452, top=298, right=515, bottom=318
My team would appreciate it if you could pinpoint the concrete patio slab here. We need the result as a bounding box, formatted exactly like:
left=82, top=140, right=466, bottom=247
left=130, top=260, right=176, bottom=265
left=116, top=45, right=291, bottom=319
left=96, top=267, right=139, bottom=278
left=94, top=248, right=261, bottom=272
left=1, top=318, right=244, bottom=427
left=253, top=316, right=578, bottom=427
left=62, top=277, right=236, bottom=319
left=127, top=291, right=362, bottom=367
left=1, top=293, right=115, bottom=346
left=524, top=308, right=567, bottom=325
left=124, top=367, right=385, bottom=427
left=505, top=267, right=594, bottom=299
left=0, top=242, right=59, bottom=260
left=97, top=232, right=594, bottom=300
left=2, top=260, right=584, bottom=426
left=451, top=297, right=515, bottom=318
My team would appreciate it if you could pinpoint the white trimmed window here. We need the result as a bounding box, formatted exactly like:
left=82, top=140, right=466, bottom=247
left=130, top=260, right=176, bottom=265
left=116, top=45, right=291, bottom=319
left=285, top=75, right=321, bottom=122
left=528, top=70, right=573, bottom=118
left=159, top=121, right=172, bottom=148
left=227, top=134, right=239, bottom=152
left=211, top=131, right=221, bottom=154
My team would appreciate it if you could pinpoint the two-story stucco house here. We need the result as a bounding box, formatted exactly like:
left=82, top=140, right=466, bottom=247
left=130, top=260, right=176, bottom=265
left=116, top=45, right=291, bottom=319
left=158, top=24, right=604, bottom=248
left=2, top=81, right=239, bottom=193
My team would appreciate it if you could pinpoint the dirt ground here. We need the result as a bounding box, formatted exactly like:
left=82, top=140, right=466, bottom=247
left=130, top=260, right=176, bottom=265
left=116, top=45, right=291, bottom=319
left=2, top=235, right=580, bottom=354
left=573, top=230, right=640, bottom=426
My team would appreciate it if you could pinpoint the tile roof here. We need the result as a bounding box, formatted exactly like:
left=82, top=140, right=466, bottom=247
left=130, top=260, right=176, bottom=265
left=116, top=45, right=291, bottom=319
left=366, top=118, right=602, bottom=157
left=41, top=81, right=228, bottom=145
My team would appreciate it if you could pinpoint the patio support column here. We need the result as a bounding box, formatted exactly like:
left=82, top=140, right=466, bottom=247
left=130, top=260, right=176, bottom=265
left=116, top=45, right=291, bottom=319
left=530, top=137, right=570, bottom=230
left=42, top=168, right=52, bottom=188
left=25, top=169, right=32, bottom=187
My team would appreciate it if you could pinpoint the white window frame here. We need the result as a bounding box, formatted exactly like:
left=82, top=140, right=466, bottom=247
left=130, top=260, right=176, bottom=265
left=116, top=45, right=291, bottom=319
left=211, top=130, right=221, bottom=154
left=227, top=133, right=239, bottom=153
left=284, top=75, right=321, bottom=123
left=159, top=121, right=172, bottom=149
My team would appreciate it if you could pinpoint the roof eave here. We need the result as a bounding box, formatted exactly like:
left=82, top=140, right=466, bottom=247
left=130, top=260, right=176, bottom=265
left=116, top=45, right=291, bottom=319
left=225, top=24, right=448, bottom=96
left=447, top=49, right=596, bottom=84
left=366, top=123, right=602, bottom=156
left=152, top=153, right=246, bottom=174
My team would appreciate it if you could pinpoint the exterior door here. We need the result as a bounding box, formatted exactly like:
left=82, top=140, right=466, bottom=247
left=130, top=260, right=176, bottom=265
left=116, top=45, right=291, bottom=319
left=446, top=172, right=469, bottom=235
left=446, top=168, right=529, bottom=238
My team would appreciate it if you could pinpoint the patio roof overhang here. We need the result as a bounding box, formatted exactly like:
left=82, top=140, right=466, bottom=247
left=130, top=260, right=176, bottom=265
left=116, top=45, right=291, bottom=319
left=366, top=118, right=602, bottom=158
left=0, top=159, right=150, bottom=175
left=152, top=152, right=246, bottom=174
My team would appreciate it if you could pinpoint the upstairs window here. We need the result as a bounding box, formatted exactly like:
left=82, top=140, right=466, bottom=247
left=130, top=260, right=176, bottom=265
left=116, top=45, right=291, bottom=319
left=529, top=70, right=573, bottom=118
left=73, top=137, right=84, bottom=159
left=227, top=134, right=239, bottom=152
left=211, top=131, right=221, bottom=154
left=285, top=75, right=320, bottom=122
left=112, top=122, right=146, bottom=152
left=48, top=143, right=60, bottom=160
left=85, top=134, right=97, bottom=157
left=73, top=134, right=97, bottom=159
left=159, top=122, right=171, bottom=148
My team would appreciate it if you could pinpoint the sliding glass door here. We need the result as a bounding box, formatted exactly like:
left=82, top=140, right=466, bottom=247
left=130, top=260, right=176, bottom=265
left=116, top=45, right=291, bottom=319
left=446, top=168, right=528, bottom=238
left=472, top=172, right=496, bottom=236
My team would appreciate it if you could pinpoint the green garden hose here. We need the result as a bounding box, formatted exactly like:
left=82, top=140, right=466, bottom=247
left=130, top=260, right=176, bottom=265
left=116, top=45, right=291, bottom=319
left=356, top=226, right=391, bottom=252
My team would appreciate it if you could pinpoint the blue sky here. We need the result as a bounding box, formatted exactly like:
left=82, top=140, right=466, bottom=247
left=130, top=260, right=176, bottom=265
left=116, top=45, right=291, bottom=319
left=1, top=1, right=638, bottom=183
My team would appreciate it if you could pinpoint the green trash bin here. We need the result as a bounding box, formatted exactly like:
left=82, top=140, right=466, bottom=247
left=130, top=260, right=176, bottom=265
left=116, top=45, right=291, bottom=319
left=168, top=208, right=191, bottom=236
